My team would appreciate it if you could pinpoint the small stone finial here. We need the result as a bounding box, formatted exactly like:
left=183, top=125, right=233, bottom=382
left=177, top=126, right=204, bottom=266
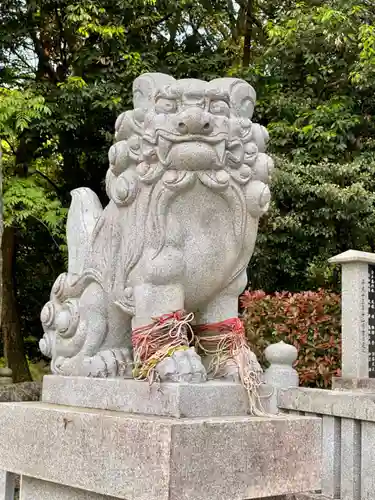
left=264, top=340, right=298, bottom=367
left=263, top=341, right=299, bottom=414
left=0, top=367, right=13, bottom=386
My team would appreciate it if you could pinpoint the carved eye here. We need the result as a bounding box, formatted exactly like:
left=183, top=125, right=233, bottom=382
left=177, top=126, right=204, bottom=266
left=209, top=100, right=230, bottom=116
left=155, top=98, right=177, bottom=114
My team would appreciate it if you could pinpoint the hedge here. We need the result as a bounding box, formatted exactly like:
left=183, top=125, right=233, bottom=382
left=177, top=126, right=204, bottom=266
left=241, top=289, right=341, bottom=388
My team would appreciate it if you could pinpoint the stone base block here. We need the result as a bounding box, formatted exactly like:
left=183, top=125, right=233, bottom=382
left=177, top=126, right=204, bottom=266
left=288, top=495, right=330, bottom=500
left=19, top=478, right=320, bottom=500
left=332, top=376, right=375, bottom=392
left=278, top=386, right=375, bottom=422
left=265, top=496, right=328, bottom=500
left=21, top=476, right=116, bottom=500
left=0, top=401, right=321, bottom=500
left=42, top=375, right=274, bottom=417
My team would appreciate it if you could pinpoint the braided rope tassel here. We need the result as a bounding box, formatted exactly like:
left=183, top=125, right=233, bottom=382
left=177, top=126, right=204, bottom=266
left=131, top=310, right=194, bottom=384
left=195, top=317, right=267, bottom=416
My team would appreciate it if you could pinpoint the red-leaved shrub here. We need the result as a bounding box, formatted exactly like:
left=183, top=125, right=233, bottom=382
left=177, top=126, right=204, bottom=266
left=241, top=289, right=341, bottom=388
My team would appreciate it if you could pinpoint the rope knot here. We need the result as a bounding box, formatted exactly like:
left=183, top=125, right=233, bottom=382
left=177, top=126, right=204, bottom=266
left=132, top=310, right=193, bottom=382
left=194, top=317, right=266, bottom=416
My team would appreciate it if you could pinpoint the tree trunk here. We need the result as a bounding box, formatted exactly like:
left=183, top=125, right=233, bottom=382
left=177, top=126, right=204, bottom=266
left=243, top=0, right=253, bottom=67
left=0, top=145, right=2, bottom=323
left=1, top=226, right=32, bottom=382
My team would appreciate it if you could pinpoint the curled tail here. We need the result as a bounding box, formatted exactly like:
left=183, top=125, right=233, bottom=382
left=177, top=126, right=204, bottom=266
left=67, top=188, right=103, bottom=275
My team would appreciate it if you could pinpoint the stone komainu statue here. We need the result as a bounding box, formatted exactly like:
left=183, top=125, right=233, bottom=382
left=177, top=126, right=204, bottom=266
left=40, top=73, right=273, bottom=402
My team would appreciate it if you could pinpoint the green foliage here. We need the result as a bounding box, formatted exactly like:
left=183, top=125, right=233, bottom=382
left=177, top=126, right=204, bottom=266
left=0, top=89, right=51, bottom=136
left=0, top=357, right=50, bottom=381
left=0, top=87, right=67, bottom=244
left=242, top=289, right=341, bottom=388
left=0, top=0, right=238, bottom=366
left=249, top=153, right=375, bottom=292
left=1, top=0, right=375, bottom=368
left=4, top=177, right=67, bottom=234
left=246, top=0, right=375, bottom=162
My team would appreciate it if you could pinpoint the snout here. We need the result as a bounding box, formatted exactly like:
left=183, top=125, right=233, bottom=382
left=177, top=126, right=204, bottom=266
left=174, top=108, right=213, bottom=136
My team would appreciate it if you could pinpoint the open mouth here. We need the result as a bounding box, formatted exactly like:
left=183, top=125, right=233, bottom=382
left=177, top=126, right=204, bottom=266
left=142, top=131, right=244, bottom=168
left=161, top=137, right=226, bottom=166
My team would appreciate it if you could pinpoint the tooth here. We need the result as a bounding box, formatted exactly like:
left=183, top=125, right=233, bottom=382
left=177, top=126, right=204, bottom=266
left=216, top=140, right=226, bottom=163
left=158, top=137, right=172, bottom=162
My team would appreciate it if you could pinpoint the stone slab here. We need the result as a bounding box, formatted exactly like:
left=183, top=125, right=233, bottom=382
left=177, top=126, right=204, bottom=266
left=0, top=402, right=321, bottom=500
left=287, top=496, right=331, bottom=500
left=42, top=375, right=273, bottom=417
left=329, top=249, right=375, bottom=264
left=20, top=476, right=117, bottom=500
left=332, top=377, right=375, bottom=392
left=278, top=387, right=375, bottom=422
left=18, top=480, right=318, bottom=500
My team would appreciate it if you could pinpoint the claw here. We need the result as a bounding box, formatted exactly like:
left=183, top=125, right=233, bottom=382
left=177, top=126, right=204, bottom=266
left=155, top=347, right=206, bottom=383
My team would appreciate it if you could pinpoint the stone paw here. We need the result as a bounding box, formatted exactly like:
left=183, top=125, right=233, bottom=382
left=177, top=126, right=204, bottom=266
left=155, top=347, right=207, bottom=383
left=81, top=347, right=133, bottom=378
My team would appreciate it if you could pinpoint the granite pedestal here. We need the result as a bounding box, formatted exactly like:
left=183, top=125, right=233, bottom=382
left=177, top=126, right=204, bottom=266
left=0, top=378, right=322, bottom=500
left=42, top=375, right=275, bottom=417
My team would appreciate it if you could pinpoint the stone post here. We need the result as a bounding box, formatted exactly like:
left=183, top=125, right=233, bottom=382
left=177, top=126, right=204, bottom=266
left=329, top=250, right=375, bottom=387
left=264, top=341, right=299, bottom=414
left=0, top=368, right=12, bottom=386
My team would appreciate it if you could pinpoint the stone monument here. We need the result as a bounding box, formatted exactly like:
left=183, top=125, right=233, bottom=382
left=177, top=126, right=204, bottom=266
left=329, top=250, right=375, bottom=388
left=39, top=73, right=274, bottom=410
left=0, top=73, right=321, bottom=500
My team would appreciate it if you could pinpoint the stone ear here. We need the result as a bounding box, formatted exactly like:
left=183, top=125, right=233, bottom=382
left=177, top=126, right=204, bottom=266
left=132, top=73, right=176, bottom=110
left=228, top=80, right=256, bottom=120
left=209, top=78, right=256, bottom=119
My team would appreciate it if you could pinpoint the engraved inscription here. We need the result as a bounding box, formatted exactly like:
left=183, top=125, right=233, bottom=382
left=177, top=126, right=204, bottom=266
left=368, top=264, right=375, bottom=377
left=361, top=277, right=367, bottom=355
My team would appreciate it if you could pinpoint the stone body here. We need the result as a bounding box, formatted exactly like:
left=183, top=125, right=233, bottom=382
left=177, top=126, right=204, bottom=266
left=39, top=73, right=273, bottom=379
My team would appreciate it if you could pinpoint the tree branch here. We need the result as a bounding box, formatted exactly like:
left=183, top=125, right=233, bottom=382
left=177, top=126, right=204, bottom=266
left=31, top=169, right=63, bottom=198
left=26, top=2, right=59, bottom=83
left=243, top=0, right=253, bottom=66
